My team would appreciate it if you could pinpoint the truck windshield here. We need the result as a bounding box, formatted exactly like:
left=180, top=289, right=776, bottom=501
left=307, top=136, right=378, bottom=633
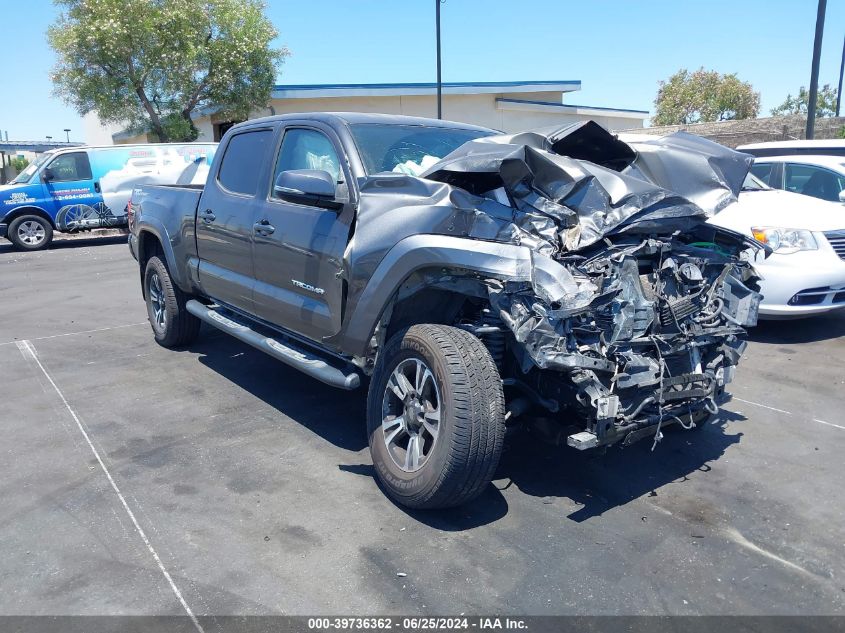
left=10, top=153, right=51, bottom=184
left=349, top=123, right=492, bottom=175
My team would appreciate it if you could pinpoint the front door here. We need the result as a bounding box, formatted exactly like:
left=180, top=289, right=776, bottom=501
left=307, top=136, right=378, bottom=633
left=43, top=152, right=105, bottom=231
left=196, top=127, right=275, bottom=314
left=251, top=125, right=353, bottom=342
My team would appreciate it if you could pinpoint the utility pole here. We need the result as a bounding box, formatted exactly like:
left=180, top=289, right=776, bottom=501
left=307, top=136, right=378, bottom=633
left=436, top=0, right=442, bottom=120
left=836, top=34, right=844, bottom=117
left=806, top=0, right=827, bottom=139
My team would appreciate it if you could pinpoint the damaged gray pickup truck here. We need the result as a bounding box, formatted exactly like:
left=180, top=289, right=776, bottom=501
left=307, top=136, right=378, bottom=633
left=128, top=113, right=764, bottom=510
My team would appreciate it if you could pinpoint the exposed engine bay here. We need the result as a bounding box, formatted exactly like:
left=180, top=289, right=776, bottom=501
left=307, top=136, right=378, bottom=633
left=480, top=227, right=761, bottom=449
left=421, top=122, right=764, bottom=448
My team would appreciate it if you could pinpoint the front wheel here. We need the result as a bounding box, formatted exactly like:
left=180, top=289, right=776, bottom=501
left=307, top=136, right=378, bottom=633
left=367, top=324, right=506, bottom=510
left=144, top=255, right=201, bottom=347
left=8, top=215, right=53, bottom=251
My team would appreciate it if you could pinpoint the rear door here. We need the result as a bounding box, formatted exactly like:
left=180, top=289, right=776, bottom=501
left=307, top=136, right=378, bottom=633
left=43, top=151, right=106, bottom=231
left=196, top=127, right=275, bottom=314
left=251, top=124, right=354, bottom=342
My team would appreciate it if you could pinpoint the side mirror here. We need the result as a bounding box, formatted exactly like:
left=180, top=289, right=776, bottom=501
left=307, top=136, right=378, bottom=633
left=42, top=167, right=55, bottom=182
left=274, top=169, right=340, bottom=210
left=839, top=189, right=845, bottom=204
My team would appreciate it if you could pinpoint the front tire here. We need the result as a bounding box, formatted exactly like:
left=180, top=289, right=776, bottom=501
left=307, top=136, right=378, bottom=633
left=8, top=215, right=53, bottom=251
left=367, top=324, right=506, bottom=510
left=144, top=256, right=201, bottom=347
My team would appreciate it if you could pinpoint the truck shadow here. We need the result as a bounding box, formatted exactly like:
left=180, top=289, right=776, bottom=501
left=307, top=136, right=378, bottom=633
left=748, top=311, right=845, bottom=344
left=494, top=409, right=745, bottom=523
left=188, top=330, right=746, bottom=530
left=190, top=331, right=368, bottom=453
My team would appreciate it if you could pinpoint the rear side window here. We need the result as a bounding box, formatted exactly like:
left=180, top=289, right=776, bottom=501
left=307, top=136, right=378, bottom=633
left=217, top=129, right=273, bottom=195
left=749, top=162, right=773, bottom=185
left=47, top=152, right=92, bottom=182
left=785, top=164, right=845, bottom=202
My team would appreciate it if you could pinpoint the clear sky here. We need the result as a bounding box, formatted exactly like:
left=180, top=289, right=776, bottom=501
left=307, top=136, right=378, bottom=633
left=1, top=0, right=843, bottom=141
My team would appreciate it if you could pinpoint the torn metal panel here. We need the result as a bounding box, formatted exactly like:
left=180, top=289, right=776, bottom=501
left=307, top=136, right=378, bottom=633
left=421, top=122, right=751, bottom=252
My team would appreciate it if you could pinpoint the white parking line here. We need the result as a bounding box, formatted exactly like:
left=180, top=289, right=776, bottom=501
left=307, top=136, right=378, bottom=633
left=15, top=339, right=204, bottom=632
left=0, top=322, right=147, bottom=347
left=812, top=418, right=845, bottom=431
left=731, top=397, right=792, bottom=416
left=731, top=396, right=843, bottom=432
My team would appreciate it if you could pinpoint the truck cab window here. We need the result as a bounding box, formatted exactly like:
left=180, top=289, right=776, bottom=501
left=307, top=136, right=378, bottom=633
left=218, top=129, right=273, bottom=195
left=47, top=152, right=92, bottom=182
left=272, top=128, right=341, bottom=197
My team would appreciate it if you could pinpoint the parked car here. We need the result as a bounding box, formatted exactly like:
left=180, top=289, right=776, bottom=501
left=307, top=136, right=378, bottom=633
left=129, top=114, right=763, bottom=510
left=0, top=143, right=217, bottom=250
left=746, top=154, right=845, bottom=204
left=709, top=174, right=845, bottom=317
left=737, top=139, right=845, bottom=159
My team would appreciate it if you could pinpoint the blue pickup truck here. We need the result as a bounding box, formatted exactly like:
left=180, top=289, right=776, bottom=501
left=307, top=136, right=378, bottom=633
left=0, top=143, right=216, bottom=250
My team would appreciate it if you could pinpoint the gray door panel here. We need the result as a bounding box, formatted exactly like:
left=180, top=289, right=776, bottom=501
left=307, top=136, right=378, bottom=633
left=252, top=203, right=348, bottom=340
left=195, top=128, right=275, bottom=312
left=251, top=125, right=352, bottom=342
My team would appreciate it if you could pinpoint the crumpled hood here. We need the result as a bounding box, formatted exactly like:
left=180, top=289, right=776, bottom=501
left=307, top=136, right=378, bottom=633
left=346, top=121, right=756, bottom=320
left=420, top=120, right=752, bottom=251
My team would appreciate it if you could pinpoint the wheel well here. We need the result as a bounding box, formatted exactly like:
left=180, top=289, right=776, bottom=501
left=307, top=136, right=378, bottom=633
left=3, top=207, right=55, bottom=229
left=382, top=268, right=494, bottom=345
left=384, top=287, right=469, bottom=343
left=137, top=230, right=164, bottom=295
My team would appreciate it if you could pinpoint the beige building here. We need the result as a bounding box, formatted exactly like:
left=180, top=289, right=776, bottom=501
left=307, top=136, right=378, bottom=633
left=86, top=80, right=648, bottom=145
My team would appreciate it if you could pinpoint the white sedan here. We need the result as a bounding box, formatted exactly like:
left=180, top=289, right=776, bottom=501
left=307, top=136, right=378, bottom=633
left=709, top=175, right=845, bottom=317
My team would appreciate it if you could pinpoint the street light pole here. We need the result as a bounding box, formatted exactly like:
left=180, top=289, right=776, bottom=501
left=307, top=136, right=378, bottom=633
left=806, top=0, right=827, bottom=139
left=836, top=34, right=844, bottom=117
left=436, top=0, right=442, bottom=120
left=64, top=128, right=71, bottom=142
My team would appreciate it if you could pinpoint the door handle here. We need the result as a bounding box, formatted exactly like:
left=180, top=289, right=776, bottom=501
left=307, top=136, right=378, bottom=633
left=200, top=209, right=216, bottom=223
left=253, top=219, right=275, bottom=235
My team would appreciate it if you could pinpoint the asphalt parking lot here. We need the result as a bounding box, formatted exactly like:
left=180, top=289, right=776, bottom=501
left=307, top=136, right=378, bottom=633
left=1, top=236, right=844, bottom=619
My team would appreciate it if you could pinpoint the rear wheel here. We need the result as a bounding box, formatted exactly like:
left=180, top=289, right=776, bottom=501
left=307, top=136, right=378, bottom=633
left=367, top=324, right=506, bottom=509
left=144, top=255, right=201, bottom=347
left=8, top=215, right=53, bottom=251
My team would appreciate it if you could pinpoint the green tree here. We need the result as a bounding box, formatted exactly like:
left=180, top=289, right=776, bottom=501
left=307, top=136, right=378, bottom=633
left=49, top=0, right=287, bottom=142
left=653, top=68, right=760, bottom=125
left=10, top=156, right=30, bottom=173
left=771, top=84, right=839, bottom=118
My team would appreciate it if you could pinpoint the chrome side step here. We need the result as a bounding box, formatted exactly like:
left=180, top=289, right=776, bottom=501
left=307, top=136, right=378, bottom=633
left=186, top=300, right=360, bottom=390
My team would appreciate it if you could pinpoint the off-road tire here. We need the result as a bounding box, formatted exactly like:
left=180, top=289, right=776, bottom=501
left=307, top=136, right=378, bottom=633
left=144, top=255, right=201, bottom=348
left=367, top=324, right=506, bottom=509
left=8, top=214, right=53, bottom=251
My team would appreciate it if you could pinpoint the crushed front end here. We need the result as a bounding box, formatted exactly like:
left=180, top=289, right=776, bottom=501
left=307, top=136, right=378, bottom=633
left=422, top=122, right=765, bottom=449
left=487, top=227, right=762, bottom=449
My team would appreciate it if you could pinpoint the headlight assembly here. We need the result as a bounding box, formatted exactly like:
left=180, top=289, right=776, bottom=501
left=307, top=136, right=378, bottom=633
left=751, top=227, right=818, bottom=254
